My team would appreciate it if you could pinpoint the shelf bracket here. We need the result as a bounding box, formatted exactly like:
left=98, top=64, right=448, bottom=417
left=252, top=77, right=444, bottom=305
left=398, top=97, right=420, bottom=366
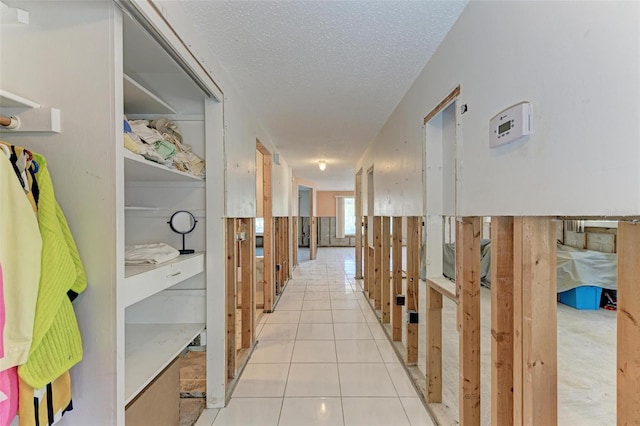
left=0, top=2, right=29, bottom=25
left=0, top=107, right=61, bottom=133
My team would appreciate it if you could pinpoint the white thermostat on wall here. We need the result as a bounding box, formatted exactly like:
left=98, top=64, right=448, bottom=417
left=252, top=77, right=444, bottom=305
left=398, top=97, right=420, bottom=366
left=489, top=101, right=532, bottom=148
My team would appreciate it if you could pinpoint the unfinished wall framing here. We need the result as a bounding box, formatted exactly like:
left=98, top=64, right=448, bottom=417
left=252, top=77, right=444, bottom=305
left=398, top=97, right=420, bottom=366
left=225, top=217, right=257, bottom=391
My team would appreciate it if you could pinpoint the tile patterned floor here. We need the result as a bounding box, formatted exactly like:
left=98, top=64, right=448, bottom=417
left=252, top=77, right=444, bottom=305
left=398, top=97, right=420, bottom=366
left=196, top=247, right=434, bottom=426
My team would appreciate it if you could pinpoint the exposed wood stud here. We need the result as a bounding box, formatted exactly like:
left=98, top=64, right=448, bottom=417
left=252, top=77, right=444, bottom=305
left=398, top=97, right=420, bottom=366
left=262, top=149, right=274, bottom=312
left=382, top=216, right=391, bottom=323
left=617, top=221, right=640, bottom=425
left=310, top=216, right=318, bottom=260
left=355, top=171, right=363, bottom=278
left=456, top=217, right=481, bottom=426
left=363, top=216, right=369, bottom=294
left=405, top=216, right=421, bottom=365
left=513, top=217, right=557, bottom=426
left=368, top=246, right=375, bottom=301
left=283, top=218, right=288, bottom=282
left=392, top=216, right=403, bottom=341
left=424, top=85, right=461, bottom=124
left=427, top=278, right=457, bottom=303
left=426, top=286, right=443, bottom=403
left=292, top=217, right=298, bottom=267
left=240, top=218, right=255, bottom=349
left=225, top=218, right=237, bottom=381
left=374, top=216, right=382, bottom=310
left=491, top=217, right=514, bottom=426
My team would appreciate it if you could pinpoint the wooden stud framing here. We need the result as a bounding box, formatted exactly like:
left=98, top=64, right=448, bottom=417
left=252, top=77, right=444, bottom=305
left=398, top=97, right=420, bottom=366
left=240, top=218, right=255, bottom=349
left=618, top=221, right=640, bottom=424
left=513, top=217, right=557, bottom=426
left=225, top=218, right=237, bottom=380
left=423, top=85, right=461, bottom=125
left=292, top=216, right=298, bottom=267
left=392, top=216, right=403, bottom=341
left=355, top=170, right=363, bottom=278
left=491, top=217, right=514, bottom=425
left=283, top=217, right=290, bottom=282
left=456, top=217, right=481, bottom=426
left=274, top=218, right=282, bottom=292
left=310, top=216, right=318, bottom=260
left=368, top=246, right=375, bottom=300
left=405, top=216, right=421, bottom=365
left=261, top=148, right=274, bottom=312
left=381, top=216, right=391, bottom=323
left=363, top=216, right=369, bottom=294
left=426, top=286, right=443, bottom=403
left=374, top=216, right=382, bottom=310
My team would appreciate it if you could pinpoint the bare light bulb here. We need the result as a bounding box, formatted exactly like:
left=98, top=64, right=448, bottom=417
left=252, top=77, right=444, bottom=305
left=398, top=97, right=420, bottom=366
left=318, top=160, right=326, bottom=171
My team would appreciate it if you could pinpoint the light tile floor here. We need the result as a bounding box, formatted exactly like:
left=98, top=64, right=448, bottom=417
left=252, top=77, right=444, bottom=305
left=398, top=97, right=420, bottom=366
left=196, top=247, right=434, bottom=426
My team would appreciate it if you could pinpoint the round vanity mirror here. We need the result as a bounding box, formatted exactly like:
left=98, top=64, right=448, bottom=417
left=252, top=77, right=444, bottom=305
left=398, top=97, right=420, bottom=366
left=168, top=210, right=197, bottom=254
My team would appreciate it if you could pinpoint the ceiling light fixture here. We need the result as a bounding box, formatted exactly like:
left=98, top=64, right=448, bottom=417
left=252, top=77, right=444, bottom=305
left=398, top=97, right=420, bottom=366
left=318, top=160, right=326, bottom=171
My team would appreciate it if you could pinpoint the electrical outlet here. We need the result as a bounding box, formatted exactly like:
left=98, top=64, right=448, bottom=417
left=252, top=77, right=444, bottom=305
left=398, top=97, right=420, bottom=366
left=395, top=295, right=405, bottom=306
left=407, top=310, right=419, bottom=324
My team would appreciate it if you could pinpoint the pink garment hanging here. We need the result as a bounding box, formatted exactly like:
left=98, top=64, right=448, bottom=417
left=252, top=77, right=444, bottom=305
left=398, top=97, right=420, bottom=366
left=0, top=367, right=18, bottom=426
left=1, top=262, right=5, bottom=358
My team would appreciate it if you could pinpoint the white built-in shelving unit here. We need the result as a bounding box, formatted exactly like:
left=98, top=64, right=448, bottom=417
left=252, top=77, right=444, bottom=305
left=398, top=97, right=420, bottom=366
left=120, top=7, right=213, bottom=418
left=0, top=2, right=225, bottom=423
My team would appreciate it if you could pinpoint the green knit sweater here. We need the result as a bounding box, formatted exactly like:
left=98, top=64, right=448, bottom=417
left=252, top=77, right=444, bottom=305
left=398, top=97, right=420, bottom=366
left=18, top=153, right=87, bottom=388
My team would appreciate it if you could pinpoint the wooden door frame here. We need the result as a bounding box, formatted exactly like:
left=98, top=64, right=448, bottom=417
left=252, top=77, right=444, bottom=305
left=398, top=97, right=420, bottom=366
left=355, top=168, right=363, bottom=278
left=256, top=141, right=275, bottom=312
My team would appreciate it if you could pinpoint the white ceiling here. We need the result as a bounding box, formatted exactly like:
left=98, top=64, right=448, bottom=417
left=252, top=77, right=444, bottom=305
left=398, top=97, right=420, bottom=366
left=180, top=0, right=468, bottom=190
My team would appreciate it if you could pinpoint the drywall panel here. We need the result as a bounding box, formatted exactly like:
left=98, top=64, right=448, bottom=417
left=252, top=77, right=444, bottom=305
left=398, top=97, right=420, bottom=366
left=222, top=90, right=258, bottom=217
left=355, top=144, right=374, bottom=216
left=371, top=97, right=426, bottom=217
left=155, top=1, right=290, bottom=219
left=362, top=1, right=640, bottom=216
left=0, top=2, right=121, bottom=424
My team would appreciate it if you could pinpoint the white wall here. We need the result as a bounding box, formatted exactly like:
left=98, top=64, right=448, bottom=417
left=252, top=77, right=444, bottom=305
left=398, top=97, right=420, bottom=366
left=156, top=1, right=292, bottom=218
left=358, top=0, right=640, bottom=217
left=1, top=2, right=121, bottom=423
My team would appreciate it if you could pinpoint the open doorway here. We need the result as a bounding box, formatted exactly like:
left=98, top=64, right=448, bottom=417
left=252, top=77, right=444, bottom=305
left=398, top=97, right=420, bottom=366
left=298, top=185, right=311, bottom=262
left=297, top=185, right=317, bottom=262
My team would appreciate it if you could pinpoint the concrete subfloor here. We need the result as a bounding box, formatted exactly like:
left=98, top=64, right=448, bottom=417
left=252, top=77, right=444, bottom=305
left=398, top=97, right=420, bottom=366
left=406, top=283, right=616, bottom=425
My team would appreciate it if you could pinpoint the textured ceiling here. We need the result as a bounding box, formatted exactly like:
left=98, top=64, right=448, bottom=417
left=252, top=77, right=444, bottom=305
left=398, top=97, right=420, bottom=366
left=179, top=0, right=468, bottom=190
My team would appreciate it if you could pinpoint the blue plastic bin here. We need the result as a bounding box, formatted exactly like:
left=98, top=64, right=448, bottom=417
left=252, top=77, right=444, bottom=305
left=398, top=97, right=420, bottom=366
left=558, top=286, right=602, bottom=310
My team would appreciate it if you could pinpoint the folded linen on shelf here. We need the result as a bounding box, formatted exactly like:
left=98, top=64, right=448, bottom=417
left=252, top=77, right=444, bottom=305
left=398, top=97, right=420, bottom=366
left=125, top=243, right=180, bottom=265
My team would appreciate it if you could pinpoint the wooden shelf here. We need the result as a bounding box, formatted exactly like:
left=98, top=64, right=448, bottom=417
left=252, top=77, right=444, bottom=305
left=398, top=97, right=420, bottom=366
left=125, top=205, right=161, bottom=211
left=124, top=150, right=204, bottom=182
left=125, top=252, right=204, bottom=307
left=427, top=276, right=458, bottom=303
left=125, top=322, right=204, bottom=404
left=0, top=89, right=39, bottom=108
left=124, top=74, right=176, bottom=115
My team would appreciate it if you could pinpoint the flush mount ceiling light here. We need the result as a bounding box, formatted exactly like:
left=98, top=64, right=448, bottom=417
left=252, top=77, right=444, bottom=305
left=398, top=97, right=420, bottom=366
left=318, top=160, right=326, bottom=171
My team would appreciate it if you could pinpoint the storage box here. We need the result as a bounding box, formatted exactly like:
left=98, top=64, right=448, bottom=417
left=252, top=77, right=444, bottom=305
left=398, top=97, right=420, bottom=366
left=559, top=286, right=602, bottom=310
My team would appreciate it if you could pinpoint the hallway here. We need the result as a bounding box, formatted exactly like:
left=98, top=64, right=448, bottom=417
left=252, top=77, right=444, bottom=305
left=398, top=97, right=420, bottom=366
left=196, top=247, right=434, bottom=426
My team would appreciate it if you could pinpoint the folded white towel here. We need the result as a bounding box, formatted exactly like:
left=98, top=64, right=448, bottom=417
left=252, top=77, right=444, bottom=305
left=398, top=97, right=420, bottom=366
left=125, top=243, right=180, bottom=265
